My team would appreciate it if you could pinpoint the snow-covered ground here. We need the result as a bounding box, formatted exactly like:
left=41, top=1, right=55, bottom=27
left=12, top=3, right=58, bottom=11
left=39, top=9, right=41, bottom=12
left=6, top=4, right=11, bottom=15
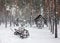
left=0, top=23, right=60, bottom=43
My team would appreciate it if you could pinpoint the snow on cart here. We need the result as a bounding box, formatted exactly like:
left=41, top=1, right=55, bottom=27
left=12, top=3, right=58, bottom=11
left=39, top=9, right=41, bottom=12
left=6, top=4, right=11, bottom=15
left=14, top=27, right=29, bottom=39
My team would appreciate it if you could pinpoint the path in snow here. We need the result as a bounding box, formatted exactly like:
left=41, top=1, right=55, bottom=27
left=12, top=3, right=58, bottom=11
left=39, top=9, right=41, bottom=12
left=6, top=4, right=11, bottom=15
left=0, top=24, right=60, bottom=43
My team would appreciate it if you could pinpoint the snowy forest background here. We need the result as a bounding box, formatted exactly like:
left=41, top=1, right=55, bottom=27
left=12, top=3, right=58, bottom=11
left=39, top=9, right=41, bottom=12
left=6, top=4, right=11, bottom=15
left=0, top=0, right=43, bottom=27
left=0, top=0, right=60, bottom=43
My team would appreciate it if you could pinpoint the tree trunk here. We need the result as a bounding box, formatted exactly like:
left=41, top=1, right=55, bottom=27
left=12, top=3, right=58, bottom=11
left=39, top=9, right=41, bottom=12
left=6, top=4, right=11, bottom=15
left=52, top=19, right=54, bottom=34
left=54, top=0, right=58, bottom=38
left=5, top=16, right=7, bottom=28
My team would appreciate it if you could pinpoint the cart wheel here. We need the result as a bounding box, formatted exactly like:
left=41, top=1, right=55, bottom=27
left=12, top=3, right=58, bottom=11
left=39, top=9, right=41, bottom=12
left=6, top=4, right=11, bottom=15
left=14, top=32, right=17, bottom=35
left=20, top=35, right=24, bottom=39
left=14, top=32, right=19, bottom=35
